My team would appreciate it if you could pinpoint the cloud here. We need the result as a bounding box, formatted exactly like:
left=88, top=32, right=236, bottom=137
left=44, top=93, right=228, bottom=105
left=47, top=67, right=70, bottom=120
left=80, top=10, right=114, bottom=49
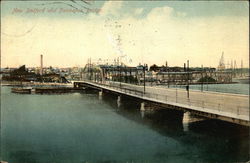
left=99, top=1, right=123, bottom=17
left=134, top=8, right=143, bottom=15
left=1, top=3, right=249, bottom=68
left=177, top=11, right=186, bottom=17
left=147, top=6, right=174, bottom=20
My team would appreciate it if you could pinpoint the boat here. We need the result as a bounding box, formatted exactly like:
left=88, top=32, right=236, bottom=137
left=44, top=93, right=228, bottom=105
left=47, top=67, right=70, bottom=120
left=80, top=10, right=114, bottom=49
left=11, top=87, right=32, bottom=94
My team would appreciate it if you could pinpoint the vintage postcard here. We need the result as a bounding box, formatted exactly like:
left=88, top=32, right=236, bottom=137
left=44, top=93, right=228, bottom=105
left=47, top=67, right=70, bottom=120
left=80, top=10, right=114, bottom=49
left=1, top=1, right=249, bottom=163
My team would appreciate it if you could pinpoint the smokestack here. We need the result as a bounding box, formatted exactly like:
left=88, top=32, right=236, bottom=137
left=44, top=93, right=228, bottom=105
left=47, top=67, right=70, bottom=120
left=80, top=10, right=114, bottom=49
left=40, top=54, right=43, bottom=76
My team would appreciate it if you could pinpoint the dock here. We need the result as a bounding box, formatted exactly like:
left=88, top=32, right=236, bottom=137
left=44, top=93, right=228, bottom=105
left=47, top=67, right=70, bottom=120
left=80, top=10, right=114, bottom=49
left=11, top=87, right=84, bottom=94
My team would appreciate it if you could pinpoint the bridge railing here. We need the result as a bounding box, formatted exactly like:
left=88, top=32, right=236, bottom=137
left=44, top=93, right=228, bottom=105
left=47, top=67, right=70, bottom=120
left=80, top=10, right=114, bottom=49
left=143, top=92, right=249, bottom=116
left=86, top=80, right=249, bottom=118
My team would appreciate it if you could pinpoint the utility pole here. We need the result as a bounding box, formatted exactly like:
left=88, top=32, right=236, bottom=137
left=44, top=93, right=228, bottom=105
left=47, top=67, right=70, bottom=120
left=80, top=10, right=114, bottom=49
left=206, top=67, right=208, bottom=91
left=90, top=58, right=92, bottom=81
left=40, top=54, right=43, bottom=82
left=166, top=61, right=169, bottom=88
left=88, top=58, right=89, bottom=80
left=95, top=70, right=96, bottom=82
left=201, top=65, right=203, bottom=92
left=143, top=64, right=146, bottom=94
left=125, top=66, right=127, bottom=83
left=234, top=60, right=237, bottom=77
left=241, top=60, right=243, bottom=77
left=87, top=58, right=89, bottom=80
left=40, top=54, right=43, bottom=76
left=184, top=63, right=186, bottom=85
left=119, top=57, right=121, bottom=88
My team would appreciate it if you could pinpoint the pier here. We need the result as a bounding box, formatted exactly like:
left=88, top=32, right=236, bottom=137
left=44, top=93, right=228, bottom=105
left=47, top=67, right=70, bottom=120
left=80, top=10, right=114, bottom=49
left=11, top=87, right=84, bottom=94
left=74, top=80, right=249, bottom=126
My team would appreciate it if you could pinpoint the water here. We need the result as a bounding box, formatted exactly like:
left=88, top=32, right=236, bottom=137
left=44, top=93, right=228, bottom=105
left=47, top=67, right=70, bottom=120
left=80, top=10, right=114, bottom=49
left=1, top=86, right=249, bottom=163
left=168, top=83, right=249, bottom=95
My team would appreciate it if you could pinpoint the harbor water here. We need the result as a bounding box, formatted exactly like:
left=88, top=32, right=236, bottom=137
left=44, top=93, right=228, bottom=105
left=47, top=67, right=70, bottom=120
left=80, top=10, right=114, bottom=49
left=1, top=86, right=249, bottom=163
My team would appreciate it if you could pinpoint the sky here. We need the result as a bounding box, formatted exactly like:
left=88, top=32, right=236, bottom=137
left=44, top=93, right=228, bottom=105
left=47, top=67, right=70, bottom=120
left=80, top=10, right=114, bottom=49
left=1, top=0, right=249, bottom=68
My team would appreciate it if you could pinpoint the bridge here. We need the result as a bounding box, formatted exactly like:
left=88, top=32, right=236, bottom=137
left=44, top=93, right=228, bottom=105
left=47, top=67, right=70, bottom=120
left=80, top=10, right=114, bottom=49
left=74, top=80, right=249, bottom=126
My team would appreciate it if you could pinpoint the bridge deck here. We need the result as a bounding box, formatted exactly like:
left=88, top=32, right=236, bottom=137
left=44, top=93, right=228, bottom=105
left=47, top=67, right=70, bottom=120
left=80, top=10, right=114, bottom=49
left=76, top=81, right=249, bottom=125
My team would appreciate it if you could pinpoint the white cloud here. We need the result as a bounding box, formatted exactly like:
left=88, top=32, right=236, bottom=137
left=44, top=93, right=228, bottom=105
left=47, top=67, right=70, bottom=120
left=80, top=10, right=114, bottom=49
left=99, top=1, right=123, bottom=17
left=147, top=6, right=174, bottom=21
left=177, top=11, right=186, bottom=17
left=134, top=8, right=143, bottom=15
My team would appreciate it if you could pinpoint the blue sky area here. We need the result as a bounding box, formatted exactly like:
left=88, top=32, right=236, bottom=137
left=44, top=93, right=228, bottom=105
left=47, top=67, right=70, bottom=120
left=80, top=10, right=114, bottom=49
left=1, top=1, right=249, bottom=19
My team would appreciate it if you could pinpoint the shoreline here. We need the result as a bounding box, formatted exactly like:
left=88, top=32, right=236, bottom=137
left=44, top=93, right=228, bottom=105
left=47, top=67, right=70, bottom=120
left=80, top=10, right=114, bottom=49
left=0, top=80, right=241, bottom=87
left=0, top=80, right=73, bottom=87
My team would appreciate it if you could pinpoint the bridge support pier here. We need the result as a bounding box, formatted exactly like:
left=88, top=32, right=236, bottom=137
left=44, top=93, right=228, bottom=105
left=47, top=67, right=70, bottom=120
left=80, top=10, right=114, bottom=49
left=183, top=112, right=191, bottom=131
left=183, top=111, right=206, bottom=131
left=143, top=108, right=184, bottom=127
left=140, top=102, right=167, bottom=118
left=117, top=95, right=121, bottom=107
left=99, top=90, right=103, bottom=100
left=140, top=102, right=146, bottom=118
left=117, top=95, right=121, bottom=102
left=140, top=102, right=163, bottom=111
left=140, top=102, right=145, bottom=111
